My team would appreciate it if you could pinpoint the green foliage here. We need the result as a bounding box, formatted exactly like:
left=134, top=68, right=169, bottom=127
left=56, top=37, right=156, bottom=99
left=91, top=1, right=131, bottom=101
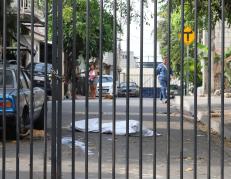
left=225, top=64, right=231, bottom=88
left=184, top=56, right=202, bottom=87
left=224, top=47, right=231, bottom=88
left=49, top=0, right=142, bottom=60
left=156, top=0, right=231, bottom=87
left=196, top=45, right=231, bottom=88
left=49, top=0, right=113, bottom=57
left=49, top=0, right=116, bottom=58
left=48, top=0, right=148, bottom=60
left=225, top=47, right=231, bottom=58
left=159, top=0, right=231, bottom=28
left=36, top=0, right=45, bottom=9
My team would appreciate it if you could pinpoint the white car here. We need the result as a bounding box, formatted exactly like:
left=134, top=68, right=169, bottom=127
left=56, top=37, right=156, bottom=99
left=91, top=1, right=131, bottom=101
left=96, top=75, right=118, bottom=96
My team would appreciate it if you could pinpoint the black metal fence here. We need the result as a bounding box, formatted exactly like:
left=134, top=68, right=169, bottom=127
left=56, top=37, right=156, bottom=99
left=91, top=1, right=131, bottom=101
left=0, top=0, right=226, bottom=178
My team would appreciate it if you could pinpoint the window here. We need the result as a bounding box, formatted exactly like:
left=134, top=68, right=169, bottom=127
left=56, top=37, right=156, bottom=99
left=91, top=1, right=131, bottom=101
left=102, top=76, right=113, bottom=83
left=22, top=71, right=31, bottom=89
left=0, top=70, right=15, bottom=88
left=20, top=72, right=28, bottom=89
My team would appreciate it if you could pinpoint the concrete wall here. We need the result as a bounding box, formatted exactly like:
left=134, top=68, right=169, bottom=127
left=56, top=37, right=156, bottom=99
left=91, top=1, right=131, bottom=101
left=120, top=51, right=137, bottom=69
left=23, top=35, right=40, bottom=65
left=120, top=68, right=156, bottom=87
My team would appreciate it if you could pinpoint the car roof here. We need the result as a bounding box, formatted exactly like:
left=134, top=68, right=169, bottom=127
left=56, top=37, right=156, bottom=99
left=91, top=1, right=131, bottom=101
left=101, top=75, right=113, bottom=77
left=0, top=64, right=18, bottom=70
left=30, top=62, right=52, bottom=66
left=26, top=62, right=52, bottom=68
left=120, top=82, right=137, bottom=84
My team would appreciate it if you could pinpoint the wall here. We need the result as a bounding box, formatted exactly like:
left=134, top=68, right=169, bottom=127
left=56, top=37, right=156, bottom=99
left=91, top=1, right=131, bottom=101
left=120, top=51, right=137, bottom=69
left=24, top=35, right=40, bottom=65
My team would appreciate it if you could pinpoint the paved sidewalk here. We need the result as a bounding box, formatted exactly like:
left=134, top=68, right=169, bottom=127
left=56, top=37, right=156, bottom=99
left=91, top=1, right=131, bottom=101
left=174, top=95, right=231, bottom=139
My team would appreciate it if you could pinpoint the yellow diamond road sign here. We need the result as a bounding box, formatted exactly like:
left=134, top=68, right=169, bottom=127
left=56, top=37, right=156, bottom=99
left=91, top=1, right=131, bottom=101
left=178, top=26, right=195, bottom=46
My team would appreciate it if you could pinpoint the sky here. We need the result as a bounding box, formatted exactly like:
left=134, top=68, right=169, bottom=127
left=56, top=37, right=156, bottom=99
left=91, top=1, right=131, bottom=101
left=120, top=0, right=162, bottom=62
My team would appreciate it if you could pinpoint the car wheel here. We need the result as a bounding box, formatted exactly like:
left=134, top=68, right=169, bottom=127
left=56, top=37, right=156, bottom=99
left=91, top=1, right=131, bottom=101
left=20, top=108, right=30, bottom=137
left=4, top=108, right=30, bottom=139
left=34, top=105, right=44, bottom=130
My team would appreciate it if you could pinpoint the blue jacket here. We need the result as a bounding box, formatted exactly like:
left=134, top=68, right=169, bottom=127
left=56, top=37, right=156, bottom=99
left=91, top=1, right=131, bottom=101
left=156, top=63, right=172, bottom=81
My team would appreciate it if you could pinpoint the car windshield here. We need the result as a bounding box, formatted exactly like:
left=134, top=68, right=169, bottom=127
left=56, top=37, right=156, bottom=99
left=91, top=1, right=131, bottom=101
left=120, top=82, right=137, bottom=87
left=34, top=63, right=51, bottom=73
left=102, top=76, right=113, bottom=83
left=130, top=82, right=137, bottom=87
left=0, top=70, right=14, bottom=88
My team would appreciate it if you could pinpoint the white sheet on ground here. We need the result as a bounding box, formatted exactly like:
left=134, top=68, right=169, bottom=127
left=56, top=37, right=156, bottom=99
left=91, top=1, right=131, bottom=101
left=72, top=118, right=161, bottom=136
left=62, top=137, right=94, bottom=155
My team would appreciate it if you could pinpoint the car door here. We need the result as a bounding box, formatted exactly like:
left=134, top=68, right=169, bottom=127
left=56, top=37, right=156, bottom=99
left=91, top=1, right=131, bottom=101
left=19, top=71, right=31, bottom=123
left=22, top=71, right=44, bottom=119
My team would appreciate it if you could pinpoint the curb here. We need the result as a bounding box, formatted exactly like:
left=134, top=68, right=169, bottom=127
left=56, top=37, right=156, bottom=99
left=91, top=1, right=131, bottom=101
left=197, top=111, right=231, bottom=140
left=174, top=96, right=231, bottom=140
left=176, top=109, right=231, bottom=140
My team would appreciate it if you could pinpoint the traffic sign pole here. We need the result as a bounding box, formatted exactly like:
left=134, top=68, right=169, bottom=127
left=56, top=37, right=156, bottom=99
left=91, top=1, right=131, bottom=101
left=186, top=46, right=189, bottom=95
left=178, top=26, right=195, bottom=95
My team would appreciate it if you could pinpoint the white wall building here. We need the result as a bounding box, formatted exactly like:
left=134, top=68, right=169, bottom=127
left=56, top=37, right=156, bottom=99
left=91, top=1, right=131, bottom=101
left=10, top=0, right=45, bottom=66
left=119, top=51, right=137, bottom=69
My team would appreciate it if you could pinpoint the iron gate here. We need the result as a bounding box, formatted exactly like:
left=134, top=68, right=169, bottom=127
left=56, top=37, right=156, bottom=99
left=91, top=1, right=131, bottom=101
left=0, top=0, right=228, bottom=178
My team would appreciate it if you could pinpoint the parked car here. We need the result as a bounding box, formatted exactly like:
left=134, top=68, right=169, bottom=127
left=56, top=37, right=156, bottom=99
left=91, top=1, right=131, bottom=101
left=0, top=64, right=45, bottom=137
left=118, top=82, right=139, bottom=97
left=170, top=84, right=180, bottom=98
left=96, top=75, right=118, bottom=96
left=26, top=63, right=52, bottom=95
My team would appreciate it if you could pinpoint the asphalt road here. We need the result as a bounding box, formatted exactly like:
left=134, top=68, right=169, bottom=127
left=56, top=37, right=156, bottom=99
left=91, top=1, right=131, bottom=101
left=1, top=98, right=231, bottom=178
left=47, top=97, right=175, bottom=128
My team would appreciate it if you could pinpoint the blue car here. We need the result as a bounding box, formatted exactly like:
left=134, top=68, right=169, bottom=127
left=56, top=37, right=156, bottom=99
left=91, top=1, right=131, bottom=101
left=0, top=64, right=45, bottom=137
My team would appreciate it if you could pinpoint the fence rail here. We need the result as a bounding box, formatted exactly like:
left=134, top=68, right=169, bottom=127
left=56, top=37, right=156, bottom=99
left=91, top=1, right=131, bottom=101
left=0, top=0, right=226, bottom=178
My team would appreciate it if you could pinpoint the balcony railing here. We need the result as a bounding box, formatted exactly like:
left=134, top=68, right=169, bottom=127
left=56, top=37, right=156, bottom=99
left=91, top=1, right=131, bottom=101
left=20, top=0, right=44, bottom=19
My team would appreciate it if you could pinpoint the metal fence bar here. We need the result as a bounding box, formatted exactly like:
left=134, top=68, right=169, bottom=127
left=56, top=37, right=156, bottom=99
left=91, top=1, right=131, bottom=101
left=112, top=0, right=117, bottom=178
left=51, top=0, right=58, bottom=177
left=85, top=0, right=90, bottom=177
left=193, top=0, right=198, bottom=178
left=166, top=1, right=171, bottom=178
left=180, top=1, right=184, bottom=179
left=43, top=0, right=48, bottom=178
left=16, top=0, right=21, bottom=178
left=72, top=1, right=77, bottom=178
left=0, top=1, right=228, bottom=178
left=139, top=0, right=144, bottom=177
left=153, top=0, right=157, bottom=178
left=2, top=0, right=7, bottom=178
left=57, top=0, right=63, bottom=178
left=29, top=0, right=35, bottom=178
left=207, top=1, right=211, bottom=178
left=98, top=0, right=103, bottom=178
left=220, top=1, right=225, bottom=178
left=125, top=0, right=130, bottom=177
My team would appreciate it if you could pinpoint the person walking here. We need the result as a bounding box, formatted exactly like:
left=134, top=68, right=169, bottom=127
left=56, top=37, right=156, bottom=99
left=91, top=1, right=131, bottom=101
left=156, top=56, right=172, bottom=103
left=89, top=63, right=97, bottom=99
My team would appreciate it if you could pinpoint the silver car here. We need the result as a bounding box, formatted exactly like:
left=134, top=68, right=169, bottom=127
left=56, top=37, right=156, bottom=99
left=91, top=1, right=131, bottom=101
left=0, top=65, right=45, bottom=137
left=96, top=75, right=118, bottom=96
left=118, top=82, right=139, bottom=97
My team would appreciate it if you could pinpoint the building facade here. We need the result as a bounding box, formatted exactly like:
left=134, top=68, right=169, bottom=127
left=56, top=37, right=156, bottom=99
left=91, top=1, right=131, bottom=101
left=10, top=0, right=46, bottom=66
